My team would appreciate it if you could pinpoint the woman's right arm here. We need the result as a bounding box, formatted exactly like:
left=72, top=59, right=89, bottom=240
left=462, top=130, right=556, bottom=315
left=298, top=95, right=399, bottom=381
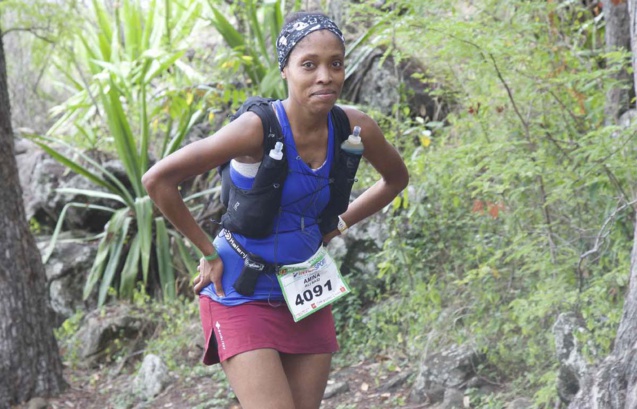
left=142, top=111, right=263, bottom=294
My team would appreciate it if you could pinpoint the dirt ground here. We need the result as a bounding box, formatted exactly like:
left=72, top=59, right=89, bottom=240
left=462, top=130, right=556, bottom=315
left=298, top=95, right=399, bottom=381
left=15, top=355, right=421, bottom=409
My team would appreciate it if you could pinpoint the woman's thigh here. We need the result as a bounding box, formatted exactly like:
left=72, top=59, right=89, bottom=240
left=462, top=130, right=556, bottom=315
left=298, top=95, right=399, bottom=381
left=221, top=348, right=295, bottom=409
left=280, top=352, right=332, bottom=409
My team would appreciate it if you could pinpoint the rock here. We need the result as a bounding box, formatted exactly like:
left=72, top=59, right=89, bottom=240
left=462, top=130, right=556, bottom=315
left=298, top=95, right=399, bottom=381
left=15, top=138, right=66, bottom=227
left=618, top=109, right=637, bottom=128
left=507, top=397, right=533, bottom=409
left=26, top=397, right=48, bottom=409
left=423, top=386, right=446, bottom=405
left=379, top=371, right=412, bottom=392
left=323, top=380, right=350, bottom=399
left=58, top=173, right=119, bottom=232
left=39, top=241, right=98, bottom=325
left=442, top=388, right=464, bottom=408
left=133, top=354, right=173, bottom=400
left=553, top=312, right=589, bottom=403
left=15, top=138, right=124, bottom=233
left=342, top=51, right=449, bottom=122
left=409, top=343, right=485, bottom=404
left=73, top=304, right=150, bottom=367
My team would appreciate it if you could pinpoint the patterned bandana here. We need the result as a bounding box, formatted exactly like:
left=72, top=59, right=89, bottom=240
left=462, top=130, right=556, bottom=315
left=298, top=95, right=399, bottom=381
left=276, top=14, right=345, bottom=71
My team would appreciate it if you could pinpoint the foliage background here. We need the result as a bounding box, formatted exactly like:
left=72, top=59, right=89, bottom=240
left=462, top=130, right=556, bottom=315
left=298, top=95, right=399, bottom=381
left=3, top=0, right=636, bottom=406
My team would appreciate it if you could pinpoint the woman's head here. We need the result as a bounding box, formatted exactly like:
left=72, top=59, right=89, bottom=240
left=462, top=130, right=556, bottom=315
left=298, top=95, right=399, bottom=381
left=276, top=12, right=346, bottom=110
left=276, top=12, right=345, bottom=72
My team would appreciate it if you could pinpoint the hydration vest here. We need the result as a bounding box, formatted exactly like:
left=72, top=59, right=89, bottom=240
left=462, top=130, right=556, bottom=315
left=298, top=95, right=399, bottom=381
left=219, top=97, right=362, bottom=238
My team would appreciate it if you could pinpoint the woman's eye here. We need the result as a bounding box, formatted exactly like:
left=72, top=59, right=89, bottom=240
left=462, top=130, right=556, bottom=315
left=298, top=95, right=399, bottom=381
left=302, top=61, right=314, bottom=68
left=333, top=61, right=344, bottom=68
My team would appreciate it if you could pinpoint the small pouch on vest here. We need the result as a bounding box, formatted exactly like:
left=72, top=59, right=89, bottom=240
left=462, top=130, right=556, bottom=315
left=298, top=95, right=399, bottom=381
left=318, top=149, right=361, bottom=234
left=220, top=157, right=286, bottom=238
left=232, top=253, right=267, bottom=296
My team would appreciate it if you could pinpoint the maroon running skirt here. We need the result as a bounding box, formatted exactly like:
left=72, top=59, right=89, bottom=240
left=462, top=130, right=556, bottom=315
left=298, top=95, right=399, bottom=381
left=198, top=295, right=339, bottom=365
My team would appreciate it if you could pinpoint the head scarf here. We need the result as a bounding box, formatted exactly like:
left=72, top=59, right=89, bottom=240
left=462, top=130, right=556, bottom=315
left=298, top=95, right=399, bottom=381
left=276, top=14, right=345, bottom=71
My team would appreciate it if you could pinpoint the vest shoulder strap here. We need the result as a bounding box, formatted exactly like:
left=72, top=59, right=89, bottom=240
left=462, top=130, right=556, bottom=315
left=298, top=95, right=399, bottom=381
left=230, top=96, right=282, bottom=151
left=330, top=104, right=352, bottom=143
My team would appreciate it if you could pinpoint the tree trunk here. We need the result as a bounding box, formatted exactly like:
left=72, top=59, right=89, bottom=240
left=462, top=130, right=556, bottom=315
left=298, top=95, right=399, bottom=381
left=0, top=27, right=65, bottom=408
left=567, top=224, right=637, bottom=407
left=567, top=4, right=637, bottom=406
left=602, top=0, right=633, bottom=124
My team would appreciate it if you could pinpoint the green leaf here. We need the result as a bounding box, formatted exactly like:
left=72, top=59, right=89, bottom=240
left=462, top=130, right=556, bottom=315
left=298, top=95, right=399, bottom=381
left=170, top=230, right=198, bottom=278
left=98, top=79, right=143, bottom=196
left=84, top=208, right=129, bottom=301
left=135, top=196, right=154, bottom=285
left=42, top=202, right=116, bottom=264
left=31, top=140, right=121, bottom=195
left=119, top=233, right=141, bottom=300
left=98, top=213, right=132, bottom=306
left=205, top=1, right=245, bottom=49
left=55, top=188, right=127, bottom=205
left=155, top=217, right=176, bottom=300
left=162, top=109, right=204, bottom=157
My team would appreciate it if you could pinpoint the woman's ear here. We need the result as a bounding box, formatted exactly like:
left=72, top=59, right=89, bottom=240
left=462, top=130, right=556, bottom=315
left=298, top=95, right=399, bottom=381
left=281, top=68, right=287, bottom=80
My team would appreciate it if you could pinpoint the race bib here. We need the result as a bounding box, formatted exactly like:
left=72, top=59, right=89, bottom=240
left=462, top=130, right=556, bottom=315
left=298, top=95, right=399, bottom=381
left=278, top=246, right=350, bottom=322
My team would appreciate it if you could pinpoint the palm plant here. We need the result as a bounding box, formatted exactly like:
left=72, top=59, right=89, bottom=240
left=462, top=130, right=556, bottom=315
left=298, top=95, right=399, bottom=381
left=202, top=0, right=389, bottom=103
left=34, top=0, right=222, bottom=306
left=203, top=0, right=294, bottom=100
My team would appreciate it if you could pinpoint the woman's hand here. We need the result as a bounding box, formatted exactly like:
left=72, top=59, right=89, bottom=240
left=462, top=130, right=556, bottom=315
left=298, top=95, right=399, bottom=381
left=193, top=257, right=225, bottom=297
left=322, top=229, right=340, bottom=245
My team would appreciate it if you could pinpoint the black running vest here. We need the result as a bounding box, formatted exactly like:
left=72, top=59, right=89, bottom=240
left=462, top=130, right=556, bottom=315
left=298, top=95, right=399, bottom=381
left=219, top=97, right=362, bottom=238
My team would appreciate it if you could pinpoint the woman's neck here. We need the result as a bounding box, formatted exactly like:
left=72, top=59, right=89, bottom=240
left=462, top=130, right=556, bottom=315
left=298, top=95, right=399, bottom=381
left=282, top=98, right=331, bottom=133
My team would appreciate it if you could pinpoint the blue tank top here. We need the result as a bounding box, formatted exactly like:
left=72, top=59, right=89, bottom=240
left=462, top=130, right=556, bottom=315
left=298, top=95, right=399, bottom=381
left=201, top=100, right=335, bottom=305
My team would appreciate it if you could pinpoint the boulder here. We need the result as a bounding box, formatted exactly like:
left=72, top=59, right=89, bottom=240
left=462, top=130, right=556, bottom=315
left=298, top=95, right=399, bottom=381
left=323, top=380, right=350, bottom=399
left=40, top=240, right=98, bottom=325
left=553, top=312, right=589, bottom=403
left=15, top=138, right=67, bottom=228
left=15, top=138, right=124, bottom=233
left=410, top=343, right=486, bottom=404
left=133, top=354, right=173, bottom=400
left=73, top=304, right=152, bottom=368
left=507, top=397, right=533, bottom=409
left=342, top=50, right=449, bottom=123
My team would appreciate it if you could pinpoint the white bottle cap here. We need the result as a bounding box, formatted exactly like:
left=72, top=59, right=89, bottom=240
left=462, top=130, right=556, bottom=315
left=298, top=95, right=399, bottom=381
left=270, top=141, right=284, bottom=160
left=349, top=126, right=362, bottom=144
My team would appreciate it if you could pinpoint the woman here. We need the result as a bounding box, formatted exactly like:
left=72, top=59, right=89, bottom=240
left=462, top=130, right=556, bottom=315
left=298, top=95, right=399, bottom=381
left=142, top=11, right=408, bottom=409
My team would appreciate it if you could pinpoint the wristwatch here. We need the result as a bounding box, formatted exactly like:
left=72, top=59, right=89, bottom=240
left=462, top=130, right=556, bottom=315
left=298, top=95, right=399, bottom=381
left=337, top=216, right=349, bottom=234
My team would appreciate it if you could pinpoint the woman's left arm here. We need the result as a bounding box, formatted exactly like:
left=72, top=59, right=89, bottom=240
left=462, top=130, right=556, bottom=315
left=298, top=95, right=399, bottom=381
left=324, top=107, right=409, bottom=242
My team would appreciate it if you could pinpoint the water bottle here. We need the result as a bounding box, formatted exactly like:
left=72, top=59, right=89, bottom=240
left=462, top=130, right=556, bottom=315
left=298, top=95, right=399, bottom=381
left=340, top=126, right=364, bottom=155
left=252, top=141, right=286, bottom=190
left=269, top=141, right=284, bottom=160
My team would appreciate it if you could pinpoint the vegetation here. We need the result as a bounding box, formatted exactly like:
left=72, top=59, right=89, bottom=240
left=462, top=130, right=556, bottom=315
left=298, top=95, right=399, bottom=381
left=4, top=0, right=636, bottom=406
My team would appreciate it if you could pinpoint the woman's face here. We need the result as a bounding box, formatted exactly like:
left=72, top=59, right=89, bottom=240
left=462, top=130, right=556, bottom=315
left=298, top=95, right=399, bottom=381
left=282, top=30, right=345, bottom=112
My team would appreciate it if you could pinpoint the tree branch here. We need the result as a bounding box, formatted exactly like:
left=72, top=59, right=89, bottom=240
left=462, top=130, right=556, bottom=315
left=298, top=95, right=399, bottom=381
left=577, top=198, right=637, bottom=292
left=1, top=27, right=55, bottom=43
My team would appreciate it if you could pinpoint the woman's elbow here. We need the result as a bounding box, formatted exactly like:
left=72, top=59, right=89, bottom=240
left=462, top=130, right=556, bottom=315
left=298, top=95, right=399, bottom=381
left=393, top=166, right=409, bottom=193
left=141, top=168, right=158, bottom=196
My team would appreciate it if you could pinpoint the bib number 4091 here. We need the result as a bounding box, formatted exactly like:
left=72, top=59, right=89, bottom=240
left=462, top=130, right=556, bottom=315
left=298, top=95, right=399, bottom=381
left=295, top=280, right=333, bottom=306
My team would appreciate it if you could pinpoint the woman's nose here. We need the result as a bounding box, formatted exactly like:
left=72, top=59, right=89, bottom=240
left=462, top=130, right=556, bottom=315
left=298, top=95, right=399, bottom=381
left=316, top=65, right=332, bottom=83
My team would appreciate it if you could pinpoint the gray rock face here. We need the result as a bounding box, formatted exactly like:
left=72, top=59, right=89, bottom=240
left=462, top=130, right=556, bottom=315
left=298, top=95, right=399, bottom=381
left=441, top=388, right=464, bottom=408
left=41, top=241, right=98, bottom=325
left=618, top=108, right=637, bottom=128
left=73, top=304, right=148, bottom=368
left=26, top=397, right=48, bottom=409
left=133, top=354, right=173, bottom=400
left=327, top=207, right=391, bottom=308
left=323, top=380, right=350, bottom=399
left=553, top=312, right=589, bottom=403
left=342, top=50, right=448, bottom=123
left=507, top=397, right=533, bottom=409
left=410, top=343, right=485, bottom=404
left=15, top=138, right=66, bottom=226
left=15, top=138, right=123, bottom=233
